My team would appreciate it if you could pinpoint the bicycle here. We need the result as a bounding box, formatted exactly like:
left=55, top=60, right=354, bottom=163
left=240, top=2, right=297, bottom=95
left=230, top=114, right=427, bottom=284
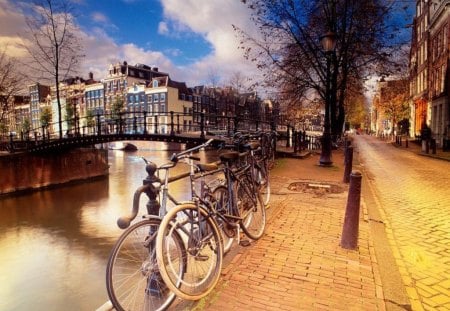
left=106, top=139, right=220, bottom=311
left=230, top=132, right=272, bottom=207
left=106, top=160, right=185, bottom=311
left=155, top=140, right=266, bottom=301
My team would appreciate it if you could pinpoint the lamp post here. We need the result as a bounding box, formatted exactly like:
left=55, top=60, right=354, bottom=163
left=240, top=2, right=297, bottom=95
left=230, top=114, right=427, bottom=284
left=319, top=31, right=337, bottom=166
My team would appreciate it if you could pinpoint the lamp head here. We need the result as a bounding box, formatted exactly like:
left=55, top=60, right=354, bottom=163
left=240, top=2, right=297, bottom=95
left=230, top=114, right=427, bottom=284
left=321, top=32, right=337, bottom=52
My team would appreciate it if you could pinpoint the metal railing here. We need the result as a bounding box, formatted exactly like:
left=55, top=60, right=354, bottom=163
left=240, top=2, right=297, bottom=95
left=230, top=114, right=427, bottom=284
left=1, top=111, right=276, bottom=153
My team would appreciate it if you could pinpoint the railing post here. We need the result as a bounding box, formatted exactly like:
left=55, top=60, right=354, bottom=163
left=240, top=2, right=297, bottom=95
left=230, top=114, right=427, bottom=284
left=9, top=133, right=14, bottom=153
left=117, top=113, right=122, bottom=134
left=177, top=114, right=180, bottom=133
left=293, top=130, right=298, bottom=153
left=170, top=111, right=175, bottom=136
left=227, top=116, right=231, bottom=136
left=200, top=112, right=205, bottom=139
left=143, top=111, right=147, bottom=134
left=154, top=115, right=158, bottom=134
left=97, top=113, right=101, bottom=136
left=234, top=116, right=238, bottom=134
left=286, top=125, right=291, bottom=148
left=133, top=116, right=137, bottom=134
left=42, top=126, right=46, bottom=140
left=256, top=120, right=259, bottom=132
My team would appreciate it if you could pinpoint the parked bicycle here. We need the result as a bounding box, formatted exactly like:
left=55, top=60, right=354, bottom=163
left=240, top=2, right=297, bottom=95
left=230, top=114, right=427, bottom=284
left=106, top=132, right=273, bottom=309
left=155, top=139, right=267, bottom=301
left=106, top=139, right=219, bottom=311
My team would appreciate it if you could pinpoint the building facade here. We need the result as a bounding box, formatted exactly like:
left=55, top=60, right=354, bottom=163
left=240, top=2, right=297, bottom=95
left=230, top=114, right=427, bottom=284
left=28, top=83, right=50, bottom=130
left=429, top=0, right=450, bottom=145
left=103, top=62, right=168, bottom=115
left=410, top=0, right=450, bottom=146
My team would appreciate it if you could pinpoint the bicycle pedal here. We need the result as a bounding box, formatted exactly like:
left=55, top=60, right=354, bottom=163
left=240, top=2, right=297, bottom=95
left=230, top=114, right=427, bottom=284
left=239, top=239, right=251, bottom=247
left=195, top=254, right=210, bottom=261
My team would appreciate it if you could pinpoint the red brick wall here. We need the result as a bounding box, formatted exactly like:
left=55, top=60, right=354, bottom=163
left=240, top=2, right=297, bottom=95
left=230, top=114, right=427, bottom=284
left=0, top=149, right=109, bottom=195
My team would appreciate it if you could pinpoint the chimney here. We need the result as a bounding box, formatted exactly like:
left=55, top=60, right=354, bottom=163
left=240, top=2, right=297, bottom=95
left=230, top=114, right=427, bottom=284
left=89, top=72, right=93, bottom=80
left=152, top=67, right=158, bottom=72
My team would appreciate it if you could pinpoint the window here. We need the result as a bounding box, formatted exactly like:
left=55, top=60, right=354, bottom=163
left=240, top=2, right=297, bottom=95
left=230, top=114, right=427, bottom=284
left=154, top=93, right=159, bottom=102
left=160, top=93, right=166, bottom=102
left=160, top=103, right=166, bottom=113
left=153, top=80, right=159, bottom=88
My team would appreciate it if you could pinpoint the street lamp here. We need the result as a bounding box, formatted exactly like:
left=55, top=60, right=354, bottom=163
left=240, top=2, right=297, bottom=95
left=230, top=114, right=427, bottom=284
left=319, top=31, right=337, bottom=166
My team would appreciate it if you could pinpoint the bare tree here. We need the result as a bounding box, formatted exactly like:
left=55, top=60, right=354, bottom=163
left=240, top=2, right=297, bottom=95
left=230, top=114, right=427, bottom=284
left=23, top=0, right=84, bottom=138
left=0, top=48, right=23, bottom=133
left=228, top=71, right=250, bottom=93
left=206, top=67, right=221, bottom=88
left=235, top=0, right=411, bottom=137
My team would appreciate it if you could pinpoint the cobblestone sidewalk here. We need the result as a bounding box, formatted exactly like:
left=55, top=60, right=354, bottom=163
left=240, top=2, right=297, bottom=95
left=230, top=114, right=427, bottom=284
left=197, top=151, right=386, bottom=310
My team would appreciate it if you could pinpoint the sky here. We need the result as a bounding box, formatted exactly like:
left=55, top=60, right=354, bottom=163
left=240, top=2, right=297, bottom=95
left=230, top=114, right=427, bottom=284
left=0, top=0, right=415, bottom=99
left=0, top=0, right=261, bottom=88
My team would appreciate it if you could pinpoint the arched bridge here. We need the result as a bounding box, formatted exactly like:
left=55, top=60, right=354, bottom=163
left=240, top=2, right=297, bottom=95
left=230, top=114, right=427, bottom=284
left=1, top=111, right=276, bottom=153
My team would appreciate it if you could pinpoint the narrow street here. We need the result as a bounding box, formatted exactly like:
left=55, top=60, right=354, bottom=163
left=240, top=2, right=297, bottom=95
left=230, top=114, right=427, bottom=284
left=354, top=135, right=450, bottom=311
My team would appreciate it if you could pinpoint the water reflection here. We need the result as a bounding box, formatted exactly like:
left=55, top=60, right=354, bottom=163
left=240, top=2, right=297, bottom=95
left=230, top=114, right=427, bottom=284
left=0, top=142, right=219, bottom=311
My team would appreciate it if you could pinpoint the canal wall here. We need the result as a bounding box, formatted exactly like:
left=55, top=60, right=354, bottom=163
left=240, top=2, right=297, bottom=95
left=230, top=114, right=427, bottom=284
left=0, top=148, right=109, bottom=195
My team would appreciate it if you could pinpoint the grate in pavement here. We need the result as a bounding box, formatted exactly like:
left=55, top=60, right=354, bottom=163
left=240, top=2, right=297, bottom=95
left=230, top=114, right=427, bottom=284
left=287, top=181, right=345, bottom=195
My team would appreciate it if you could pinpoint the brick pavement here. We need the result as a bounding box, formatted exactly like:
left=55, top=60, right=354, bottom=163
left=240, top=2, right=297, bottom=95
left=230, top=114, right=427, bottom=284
left=355, top=135, right=450, bottom=311
left=197, top=150, right=386, bottom=311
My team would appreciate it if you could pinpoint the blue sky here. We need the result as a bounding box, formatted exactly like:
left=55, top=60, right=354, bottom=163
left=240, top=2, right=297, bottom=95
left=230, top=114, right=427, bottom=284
left=0, top=0, right=414, bottom=94
left=0, top=0, right=260, bottom=87
left=76, top=0, right=213, bottom=66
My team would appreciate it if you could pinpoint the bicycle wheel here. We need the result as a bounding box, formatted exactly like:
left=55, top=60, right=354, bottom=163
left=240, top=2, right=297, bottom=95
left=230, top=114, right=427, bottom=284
left=236, top=174, right=266, bottom=240
left=156, top=203, right=223, bottom=301
left=255, top=163, right=271, bottom=207
left=211, top=185, right=235, bottom=254
left=106, top=218, right=185, bottom=311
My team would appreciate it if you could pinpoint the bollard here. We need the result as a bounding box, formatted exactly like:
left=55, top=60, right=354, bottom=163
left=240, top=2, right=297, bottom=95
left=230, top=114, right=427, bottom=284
left=340, top=170, right=362, bottom=250
left=405, top=138, right=408, bottom=148
left=343, top=146, right=353, bottom=183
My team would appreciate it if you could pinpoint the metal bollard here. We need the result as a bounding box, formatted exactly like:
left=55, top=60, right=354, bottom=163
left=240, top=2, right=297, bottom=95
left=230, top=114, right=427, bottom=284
left=343, top=146, right=353, bottom=183
left=340, top=170, right=362, bottom=250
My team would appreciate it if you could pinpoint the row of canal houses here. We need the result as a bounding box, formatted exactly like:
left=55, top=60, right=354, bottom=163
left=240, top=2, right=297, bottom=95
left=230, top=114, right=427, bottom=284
left=371, top=0, right=450, bottom=149
left=9, top=61, right=273, bottom=137
left=409, top=0, right=450, bottom=147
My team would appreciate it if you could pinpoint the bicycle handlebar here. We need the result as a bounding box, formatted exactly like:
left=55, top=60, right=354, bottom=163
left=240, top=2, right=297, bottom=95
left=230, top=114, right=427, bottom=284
left=170, top=138, right=214, bottom=162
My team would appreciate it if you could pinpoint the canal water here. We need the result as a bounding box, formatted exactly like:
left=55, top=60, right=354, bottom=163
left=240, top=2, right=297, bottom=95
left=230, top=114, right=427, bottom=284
left=0, top=142, right=219, bottom=311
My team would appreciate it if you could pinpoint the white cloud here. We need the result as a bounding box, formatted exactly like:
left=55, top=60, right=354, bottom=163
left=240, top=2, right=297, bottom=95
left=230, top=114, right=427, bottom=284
left=80, top=28, right=179, bottom=82
left=91, top=12, right=108, bottom=23
left=158, top=0, right=263, bottom=86
left=0, top=0, right=263, bottom=92
left=157, top=21, right=169, bottom=35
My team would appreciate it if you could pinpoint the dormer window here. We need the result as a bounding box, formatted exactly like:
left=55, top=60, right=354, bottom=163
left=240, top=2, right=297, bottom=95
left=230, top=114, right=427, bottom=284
left=153, top=80, right=159, bottom=88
